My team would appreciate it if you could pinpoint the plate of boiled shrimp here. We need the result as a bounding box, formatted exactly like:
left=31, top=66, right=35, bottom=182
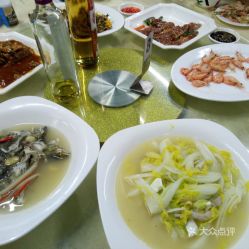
left=171, top=43, right=249, bottom=102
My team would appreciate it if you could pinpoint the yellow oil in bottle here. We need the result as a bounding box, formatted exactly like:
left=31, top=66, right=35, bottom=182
left=66, top=0, right=98, bottom=67
left=52, top=79, right=80, bottom=105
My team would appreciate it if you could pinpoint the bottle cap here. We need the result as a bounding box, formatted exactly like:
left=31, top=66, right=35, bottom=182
left=35, top=0, right=52, bottom=5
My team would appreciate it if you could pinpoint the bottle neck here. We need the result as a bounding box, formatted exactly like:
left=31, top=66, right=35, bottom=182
left=34, top=1, right=56, bottom=12
left=29, top=0, right=57, bottom=24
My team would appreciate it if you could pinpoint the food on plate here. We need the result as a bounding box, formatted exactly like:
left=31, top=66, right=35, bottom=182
left=0, top=126, right=70, bottom=212
left=117, top=137, right=249, bottom=249
left=215, top=1, right=249, bottom=25
left=0, top=40, right=41, bottom=88
left=121, top=6, right=141, bottom=14
left=180, top=51, right=249, bottom=88
left=246, top=68, right=249, bottom=79
left=135, top=17, right=201, bottom=45
left=209, top=30, right=237, bottom=43
left=96, top=12, right=112, bottom=33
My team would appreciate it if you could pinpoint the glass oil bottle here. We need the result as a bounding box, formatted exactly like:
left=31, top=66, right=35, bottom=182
left=65, top=0, right=98, bottom=68
left=29, top=0, right=80, bottom=105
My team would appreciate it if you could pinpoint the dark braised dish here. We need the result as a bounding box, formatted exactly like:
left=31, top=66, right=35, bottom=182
left=0, top=40, right=41, bottom=88
left=135, top=17, right=201, bottom=46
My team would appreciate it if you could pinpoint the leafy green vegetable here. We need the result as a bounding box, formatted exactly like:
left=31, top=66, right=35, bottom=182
left=144, top=17, right=154, bottom=26
left=144, top=16, right=163, bottom=26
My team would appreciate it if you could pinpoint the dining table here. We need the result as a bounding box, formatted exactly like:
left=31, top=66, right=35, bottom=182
left=1, top=0, right=249, bottom=248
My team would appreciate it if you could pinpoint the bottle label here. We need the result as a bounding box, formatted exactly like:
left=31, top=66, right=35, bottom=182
left=3, top=6, right=18, bottom=26
left=89, top=9, right=96, bottom=32
left=88, top=6, right=98, bottom=59
left=66, top=0, right=99, bottom=65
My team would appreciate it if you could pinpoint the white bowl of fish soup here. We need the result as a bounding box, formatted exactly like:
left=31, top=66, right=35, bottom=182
left=97, top=119, right=249, bottom=249
left=0, top=96, right=100, bottom=245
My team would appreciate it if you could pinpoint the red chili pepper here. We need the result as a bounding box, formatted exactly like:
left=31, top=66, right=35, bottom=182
left=0, top=182, right=30, bottom=204
left=0, top=136, right=13, bottom=143
left=12, top=174, right=39, bottom=199
left=121, top=6, right=141, bottom=14
left=13, top=180, right=32, bottom=199
left=0, top=194, right=8, bottom=203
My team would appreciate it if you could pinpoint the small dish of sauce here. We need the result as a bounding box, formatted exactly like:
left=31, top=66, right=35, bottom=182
left=209, top=28, right=240, bottom=44
left=119, top=2, right=144, bottom=16
left=121, top=6, right=141, bottom=14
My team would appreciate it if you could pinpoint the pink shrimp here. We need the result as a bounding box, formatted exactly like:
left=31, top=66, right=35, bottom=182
left=246, top=68, right=249, bottom=79
left=213, top=73, right=224, bottom=83
left=202, top=50, right=216, bottom=64
left=188, top=70, right=208, bottom=81
left=236, top=51, right=247, bottom=63
left=223, top=76, right=243, bottom=88
left=180, top=67, right=192, bottom=76
left=232, top=59, right=245, bottom=70
left=191, top=64, right=201, bottom=70
left=198, top=63, right=212, bottom=74
left=210, top=58, right=229, bottom=72
left=203, top=72, right=213, bottom=83
left=219, top=56, right=234, bottom=61
left=191, top=80, right=208, bottom=87
left=228, top=62, right=236, bottom=71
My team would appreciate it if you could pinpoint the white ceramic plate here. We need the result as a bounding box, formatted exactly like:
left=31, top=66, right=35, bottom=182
left=124, top=3, right=217, bottom=50
left=0, top=32, right=43, bottom=95
left=97, top=119, right=249, bottom=249
left=0, top=96, right=100, bottom=245
left=96, top=3, right=125, bottom=37
left=215, top=6, right=249, bottom=27
left=171, top=43, right=249, bottom=102
left=55, top=2, right=124, bottom=37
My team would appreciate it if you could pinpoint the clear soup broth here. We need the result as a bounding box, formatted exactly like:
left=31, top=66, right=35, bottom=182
left=116, top=138, right=249, bottom=249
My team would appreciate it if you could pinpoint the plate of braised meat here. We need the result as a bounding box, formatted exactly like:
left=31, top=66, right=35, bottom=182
left=124, top=3, right=216, bottom=49
left=0, top=32, right=42, bottom=95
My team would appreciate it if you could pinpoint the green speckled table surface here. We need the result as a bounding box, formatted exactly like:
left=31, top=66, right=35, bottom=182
left=50, top=47, right=185, bottom=142
left=1, top=0, right=249, bottom=249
